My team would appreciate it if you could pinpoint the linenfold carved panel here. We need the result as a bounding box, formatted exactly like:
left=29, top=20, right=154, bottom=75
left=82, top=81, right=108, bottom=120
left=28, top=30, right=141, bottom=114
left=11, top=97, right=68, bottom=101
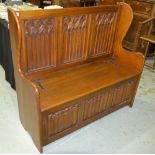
left=62, top=15, right=88, bottom=64
left=82, top=79, right=136, bottom=121
left=89, top=12, right=118, bottom=57
left=23, top=18, right=56, bottom=72
left=47, top=104, right=79, bottom=137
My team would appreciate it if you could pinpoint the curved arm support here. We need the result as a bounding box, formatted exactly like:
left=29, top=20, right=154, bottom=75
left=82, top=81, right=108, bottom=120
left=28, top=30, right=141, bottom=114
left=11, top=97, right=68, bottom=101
left=114, top=2, right=145, bottom=72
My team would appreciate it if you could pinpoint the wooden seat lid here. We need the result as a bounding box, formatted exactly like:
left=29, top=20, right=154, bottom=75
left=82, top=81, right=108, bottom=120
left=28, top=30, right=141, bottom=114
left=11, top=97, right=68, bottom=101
left=38, top=59, right=139, bottom=112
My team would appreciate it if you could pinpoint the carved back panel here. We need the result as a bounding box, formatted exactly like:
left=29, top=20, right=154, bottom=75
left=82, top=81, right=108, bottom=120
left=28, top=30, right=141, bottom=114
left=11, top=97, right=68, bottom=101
left=22, top=18, right=57, bottom=72
left=19, top=6, right=119, bottom=73
left=61, top=15, right=88, bottom=64
left=88, top=12, right=118, bottom=58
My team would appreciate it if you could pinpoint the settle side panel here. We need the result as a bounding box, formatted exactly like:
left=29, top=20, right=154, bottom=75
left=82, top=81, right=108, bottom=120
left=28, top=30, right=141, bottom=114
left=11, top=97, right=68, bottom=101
left=8, top=9, right=43, bottom=152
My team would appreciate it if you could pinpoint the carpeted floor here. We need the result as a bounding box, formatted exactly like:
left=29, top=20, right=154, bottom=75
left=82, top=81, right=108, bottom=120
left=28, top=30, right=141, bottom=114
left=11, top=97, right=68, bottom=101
left=0, top=65, right=155, bottom=153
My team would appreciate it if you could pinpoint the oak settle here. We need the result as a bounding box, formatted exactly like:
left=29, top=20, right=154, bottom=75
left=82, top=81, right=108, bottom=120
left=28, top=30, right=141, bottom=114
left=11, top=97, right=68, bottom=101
left=8, top=3, right=144, bottom=152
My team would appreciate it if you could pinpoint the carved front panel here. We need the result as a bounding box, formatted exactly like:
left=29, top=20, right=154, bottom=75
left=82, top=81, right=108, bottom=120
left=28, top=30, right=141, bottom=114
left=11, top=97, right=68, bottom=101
left=47, top=104, right=79, bottom=137
left=82, top=79, right=136, bottom=121
left=61, top=15, right=88, bottom=64
left=89, top=12, right=118, bottom=58
left=23, top=18, right=57, bottom=72
left=44, top=77, right=137, bottom=140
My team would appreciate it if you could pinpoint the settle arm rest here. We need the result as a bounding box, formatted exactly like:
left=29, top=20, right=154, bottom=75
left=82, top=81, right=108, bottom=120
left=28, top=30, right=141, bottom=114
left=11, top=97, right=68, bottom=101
left=117, top=47, right=145, bottom=72
left=114, top=2, right=145, bottom=72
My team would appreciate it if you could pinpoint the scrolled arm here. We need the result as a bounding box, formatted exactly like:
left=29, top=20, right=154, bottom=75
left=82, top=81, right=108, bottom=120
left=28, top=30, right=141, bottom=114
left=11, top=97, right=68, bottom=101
left=114, top=3, right=145, bottom=72
left=117, top=47, right=145, bottom=72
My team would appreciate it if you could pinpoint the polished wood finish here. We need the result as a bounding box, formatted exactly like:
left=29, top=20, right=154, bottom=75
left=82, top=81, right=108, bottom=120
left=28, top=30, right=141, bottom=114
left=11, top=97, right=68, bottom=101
left=8, top=3, right=144, bottom=152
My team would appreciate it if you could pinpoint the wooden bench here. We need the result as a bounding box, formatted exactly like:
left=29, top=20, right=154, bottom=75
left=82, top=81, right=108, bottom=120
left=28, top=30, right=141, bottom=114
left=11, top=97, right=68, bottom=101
left=8, top=3, right=144, bottom=152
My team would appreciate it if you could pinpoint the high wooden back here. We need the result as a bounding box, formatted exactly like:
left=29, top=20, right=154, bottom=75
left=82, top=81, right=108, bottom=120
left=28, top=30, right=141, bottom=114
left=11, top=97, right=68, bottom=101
left=9, top=6, right=120, bottom=75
